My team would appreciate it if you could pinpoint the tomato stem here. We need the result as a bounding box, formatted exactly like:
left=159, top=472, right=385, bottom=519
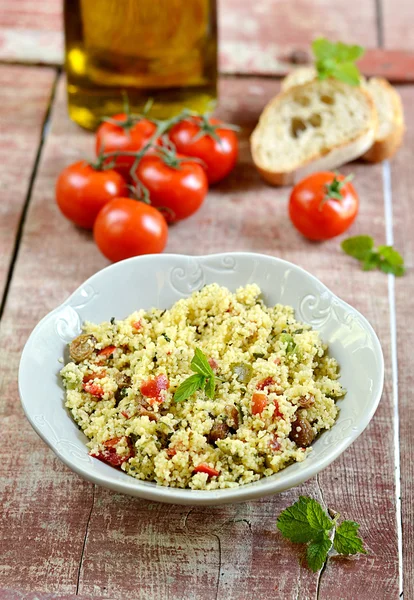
left=319, top=173, right=354, bottom=211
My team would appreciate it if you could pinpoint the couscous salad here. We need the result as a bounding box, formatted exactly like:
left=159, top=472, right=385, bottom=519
left=61, top=284, right=344, bottom=490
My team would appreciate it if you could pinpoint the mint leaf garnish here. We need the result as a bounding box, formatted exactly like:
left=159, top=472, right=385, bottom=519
left=306, top=532, right=333, bottom=572
left=174, top=348, right=216, bottom=402
left=191, top=347, right=215, bottom=378
left=333, top=521, right=367, bottom=555
left=277, top=496, right=366, bottom=572
left=312, top=38, right=364, bottom=86
left=342, top=235, right=406, bottom=276
left=174, top=373, right=205, bottom=402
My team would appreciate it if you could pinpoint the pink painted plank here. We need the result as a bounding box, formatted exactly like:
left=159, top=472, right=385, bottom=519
left=0, top=74, right=399, bottom=597
left=0, top=0, right=379, bottom=73
left=218, top=0, right=377, bottom=75
left=0, top=0, right=62, bottom=63
left=0, top=73, right=320, bottom=600
left=0, top=64, right=55, bottom=301
left=383, top=0, right=414, bottom=52
left=389, top=86, right=414, bottom=600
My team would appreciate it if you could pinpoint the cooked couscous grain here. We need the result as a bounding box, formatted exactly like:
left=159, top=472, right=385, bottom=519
left=61, top=284, right=344, bottom=489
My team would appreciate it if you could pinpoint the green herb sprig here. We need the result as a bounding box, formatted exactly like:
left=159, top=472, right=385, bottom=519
left=277, top=496, right=366, bottom=572
left=174, top=348, right=216, bottom=402
left=341, top=235, right=406, bottom=276
left=312, top=38, right=364, bottom=86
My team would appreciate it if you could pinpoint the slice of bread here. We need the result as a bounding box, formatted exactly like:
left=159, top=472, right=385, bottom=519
left=281, top=66, right=317, bottom=92
left=251, top=79, right=377, bottom=186
left=362, top=77, right=404, bottom=162
left=282, top=69, right=404, bottom=163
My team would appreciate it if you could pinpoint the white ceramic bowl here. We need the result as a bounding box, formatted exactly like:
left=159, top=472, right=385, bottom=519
left=19, top=253, right=384, bottom=506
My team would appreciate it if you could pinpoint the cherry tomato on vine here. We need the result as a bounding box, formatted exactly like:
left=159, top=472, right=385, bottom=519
left=168, top=116, right=238, bottom=184
left=95, top=114, right=159, bottom=178
left=289, top=172, right=359, bottom=241
left=55, top=161, right=128, bottom=229
left=93, top=198, right=168, bottom=262
left=135, top=151, right=208, bottom=223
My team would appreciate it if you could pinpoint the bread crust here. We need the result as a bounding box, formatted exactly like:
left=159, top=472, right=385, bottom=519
left=250, top=81, right=378, bottom=186
left=362, top=78, right=405, bottom=163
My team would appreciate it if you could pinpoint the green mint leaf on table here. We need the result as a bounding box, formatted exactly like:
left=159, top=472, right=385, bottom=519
left=341, top=236, right=406, bottom=276
left=362, top=251, right=381, bottom=271
left=377, top=245, right=405, bottom=267
left=306, top=533, right=333, bottom=572
left=174, top=373, right=205, bottom=402
left=277, top=496, right=366, bottom=572
left=277, top=496, right=321, bottom=543
left=333, top=521, right=367, bottom=555
left=312, top=38, right=364, bottom=86
left=341, top=235, right=374, bottom=260
left=306, top=498, right=334, bottom=532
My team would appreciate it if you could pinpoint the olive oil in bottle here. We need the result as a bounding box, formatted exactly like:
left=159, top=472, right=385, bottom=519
left=64, top=0, right=218, bottom=130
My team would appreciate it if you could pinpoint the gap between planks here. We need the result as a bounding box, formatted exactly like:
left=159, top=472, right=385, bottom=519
left=382, top=161, right=403, bottom=598
left=0, top=68, right=61, bottom=324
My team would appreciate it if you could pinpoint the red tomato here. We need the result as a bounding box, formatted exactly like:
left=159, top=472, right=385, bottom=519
left=168, top=117, right=238, bottom=184
left=83, top=381, right=104, bottom=398
left=97, top=346, right=117, bottom=359
left=135, top=154, right=208, bottom=223
left=55, top=161, right=128, bottom=229
left=90, top=436, right=134, bottom=467
left=93, top=198, right=168, bottom=262
left=289, top=172, right=359, bottom=241
left=82, top=371, right=106, bottom=384
left=140, top=374, right=170, bottom=402
left=193, top=463, right=220, bottom=477
left=96, top=115, right=158, bottom=179
left=256, top=376, right=275, bottom=390
left=132, top=320, right=142, bottom=331
left=251, top=392, right=267, bottom=415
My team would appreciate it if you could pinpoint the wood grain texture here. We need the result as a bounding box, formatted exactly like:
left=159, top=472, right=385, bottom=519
left=0, top=0, right=378, bottom=74
left=382, top=0, right=414, bottom=51
left=219, top=0, right=377, bottom=75
left=389, top=86, right=413, bottom=600
left=0, top=64, right=55, bottom=303
left=0, top=0, right=62, bottom=63
left=0, top=75, right=399, bottom=598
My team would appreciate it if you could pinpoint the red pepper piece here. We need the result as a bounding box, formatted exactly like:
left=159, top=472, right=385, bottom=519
left=83, top=381, right=105, bottom=398
left=208, top=357, right=218, bottom=371
left=97, top=345, right=116, bottom=360
left=140, top=374, right=170, bottom=403
left=251, top=392, right=267, bottom=415
left=90, top=436, right=134, bottom=467
left=193, top=463, right=220, bottom=477
left=256, top=376, right=275, bottom=390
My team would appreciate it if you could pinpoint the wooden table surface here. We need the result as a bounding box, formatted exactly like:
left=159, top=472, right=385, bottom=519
left=0, top=2, right=413, bottom=599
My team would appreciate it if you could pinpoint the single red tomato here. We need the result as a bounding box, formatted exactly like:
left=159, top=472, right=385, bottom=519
left=93, top=197, right=168, bottom=262
left=96, top=114, right=158, bottom=178
left=135, top=152, right=208, bottom=222
left=168, top=116, right=238, bottom=184
left=289, top=172, right=359, bottom=241
left=55, top=161, right=128, bottom=229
